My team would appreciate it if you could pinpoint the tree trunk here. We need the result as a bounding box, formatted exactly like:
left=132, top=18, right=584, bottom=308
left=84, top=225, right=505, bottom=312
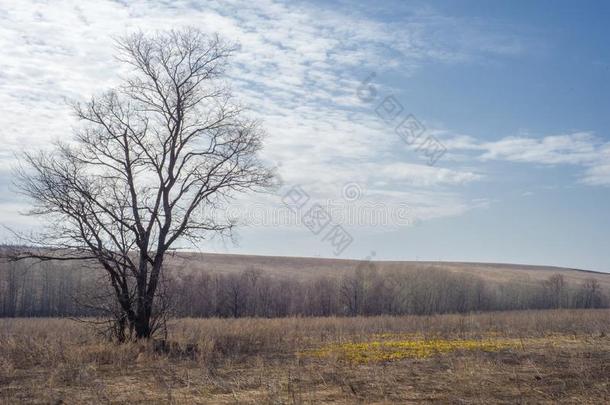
left=133, top=288, right=154, bottom=339
left=134, top=313, right=151, bottom=339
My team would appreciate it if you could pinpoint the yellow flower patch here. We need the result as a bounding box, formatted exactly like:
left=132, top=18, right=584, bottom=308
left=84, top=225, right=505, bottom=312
left=305, top=337, right=529, bottom=364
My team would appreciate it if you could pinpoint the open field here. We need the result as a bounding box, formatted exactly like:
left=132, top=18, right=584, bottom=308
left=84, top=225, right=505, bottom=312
left=1, top=309, right=609, bottom=404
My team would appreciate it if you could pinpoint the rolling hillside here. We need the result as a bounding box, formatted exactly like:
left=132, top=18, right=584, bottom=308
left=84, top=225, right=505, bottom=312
left=172, top=252, right=610, bottom=288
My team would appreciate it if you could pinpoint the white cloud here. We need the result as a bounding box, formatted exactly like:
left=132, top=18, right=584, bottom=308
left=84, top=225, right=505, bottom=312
left=479, top=132, right=600, bottom=165
left=443, top=132, right=610, bottom=186
left=582, top=145, right=610, bottom=186
left=373, top=162, right=483, bottom=187
left=0, top=0, right=524, bottom=233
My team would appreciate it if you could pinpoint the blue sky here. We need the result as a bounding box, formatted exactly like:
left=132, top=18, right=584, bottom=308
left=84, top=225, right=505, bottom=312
left=0, top=0, right=609, bottom=271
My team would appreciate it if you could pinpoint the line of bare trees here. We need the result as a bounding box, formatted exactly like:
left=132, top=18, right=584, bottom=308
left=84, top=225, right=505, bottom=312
left=1, top=257, right=606, bottom=318
left=157, top=266, right=610, bottom=316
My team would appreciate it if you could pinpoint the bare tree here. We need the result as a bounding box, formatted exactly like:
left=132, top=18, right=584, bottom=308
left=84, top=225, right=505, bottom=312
left=12, top=28, right=273, bottom=340
left=579, top=278, right=602, bottom=308
left=545, top=274, right=566, bottom=309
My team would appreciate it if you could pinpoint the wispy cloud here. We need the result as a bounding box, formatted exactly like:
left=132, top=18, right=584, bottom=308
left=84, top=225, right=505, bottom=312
left=372, top=162, right=483, bottom=187
left=582, top=145, right=610, bottom=186
left=479, top=132, right=601, bottom=165
left=440, top=131, right=610, bottom=186
left=0, top=0, right=515, bottom=230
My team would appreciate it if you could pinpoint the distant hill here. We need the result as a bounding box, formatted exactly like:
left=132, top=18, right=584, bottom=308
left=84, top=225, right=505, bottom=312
left=170, top=252, right=610, bottom=288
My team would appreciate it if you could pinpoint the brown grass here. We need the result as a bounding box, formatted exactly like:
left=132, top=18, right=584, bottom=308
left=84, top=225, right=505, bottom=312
left=1, top=310, right=610, bottom=404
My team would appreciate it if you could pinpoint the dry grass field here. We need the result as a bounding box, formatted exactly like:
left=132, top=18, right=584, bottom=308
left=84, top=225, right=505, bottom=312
left=1, top=309, right=609, bottom=404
